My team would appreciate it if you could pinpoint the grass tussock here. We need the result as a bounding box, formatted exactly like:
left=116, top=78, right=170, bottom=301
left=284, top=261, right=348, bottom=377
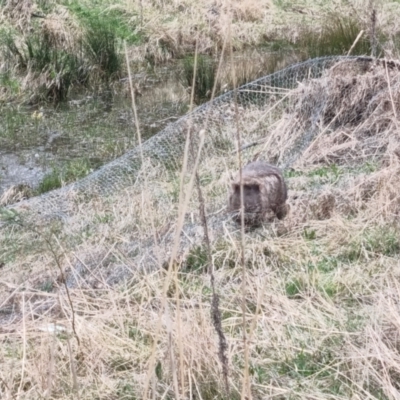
left=264, top=58, right=400, bottom=169
left=0, top=2, right=139, bottom=102
left=2, top=57, right=400, bottom=398
left=182, top=54, right=216, bottom=104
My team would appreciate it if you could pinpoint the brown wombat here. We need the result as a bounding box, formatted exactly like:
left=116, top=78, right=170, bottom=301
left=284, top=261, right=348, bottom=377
left=228, top=161, right=288, bottom=225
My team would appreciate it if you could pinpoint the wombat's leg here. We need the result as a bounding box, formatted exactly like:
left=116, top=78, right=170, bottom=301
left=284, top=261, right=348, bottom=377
left=276, top=203, right=288, bottom=220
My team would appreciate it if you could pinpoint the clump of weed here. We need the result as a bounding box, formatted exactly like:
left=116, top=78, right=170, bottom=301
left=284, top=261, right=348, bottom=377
left=37, top=158, right=92, bottom=194
left=0, top=3, right=140, bottom=102
left=262, top=13, right=372, bottom=58
left=340, top=225, right=400, bottom=262
left=0, top=71, right=19, bottom=95
left=182, top=55, right=216, bottom=104
left=68, top=2, right=139, bottom=81
left=37, top=170, right=63, bottom=193
left=298, top=13, right=372, bottom=58
left=265, top=57, right=400, bottom=169
left=183, top=245, right=208, bottom=273
left=0, top=27, right=87, bottom=102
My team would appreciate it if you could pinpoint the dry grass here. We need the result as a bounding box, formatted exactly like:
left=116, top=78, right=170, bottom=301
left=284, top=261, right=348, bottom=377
left=121, top=0, right=400, bottom=65
left=2, top=54, right=400, bottom=399
left=4, top=0, right=400, bottom=102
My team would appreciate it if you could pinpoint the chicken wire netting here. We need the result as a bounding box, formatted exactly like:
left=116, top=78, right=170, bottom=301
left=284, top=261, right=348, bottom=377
left=2, top=55, right=378, bottom=219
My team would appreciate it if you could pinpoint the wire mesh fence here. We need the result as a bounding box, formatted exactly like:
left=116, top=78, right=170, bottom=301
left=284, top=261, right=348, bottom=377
left=3, top=56, right=379, bottom=219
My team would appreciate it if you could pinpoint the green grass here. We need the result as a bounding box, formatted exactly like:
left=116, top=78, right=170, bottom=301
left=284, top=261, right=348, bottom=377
left=182, top=55, right=216, bottom=104
left=37, top=169, right=63, bottom=193
left=284, top=275, right=340, bottom=299
left=283, top=164, right=343, bottom=182
left=0, top=2, right=142, bottom=102
left=339, top=225, right=400, bottom=262
left=0, top=229, right=22, bottom=264
left=94, top=213, right=114, bottom=224
left=265, top=13, right=373, bottom=58
left=285, top=278, right=304, bottom=297
left=307, top=255, right=339, bottom=273
left=0, top=71, right=19, bottom=94
left=67, top=1, right=140, bottom=45
left=308, top=164, right=342, bottom=179
left=298, top=13, right=372, bottom=58
left=285, top=162, right=379, bottom=180
left=0, top=106, right=32, bottom=143
left=37, top=158, right=92, bottom=194
left=183, top=245, right=208, bottom=273
left=1, top=30, right=87, bottom=102
left=279, top=349, right=334, bottom=378
left=67, top=1, right=141, bottom=81
left=39, top=279, right=54, bottom=292
left=303, top=227, right=317, bottom=240
left=116, top=382, right=138, bottom=399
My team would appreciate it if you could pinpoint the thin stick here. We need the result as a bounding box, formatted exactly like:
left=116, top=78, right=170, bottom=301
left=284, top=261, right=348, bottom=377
left=142, top=130, right=206, bottom=399
left=125, top=45, right=173, bottom=272
left=52, top=235, right=80, bottom=346
left=171, top=37, right=203, bottom=398
left=369, top=4, right=377, bottom=57
left=125, top=41, right=180, bottom=400
left=226, top=14, right=251, bottom=400
left=347, top=30, right=364, bottom=56
left=139, top=0, right=143, bottom=30
left=46, top=329, right=56, bottom=399
left=125, top=42, right=143, bottom=158
left=17, top=293, right=26, bottom=398
left=195, top=27, right=231, bottom=395
left=195, top=170, right=229, bottom=394
left=66, top=336, right=80, bottom=397
left=384, top=59, right=398, bottom=123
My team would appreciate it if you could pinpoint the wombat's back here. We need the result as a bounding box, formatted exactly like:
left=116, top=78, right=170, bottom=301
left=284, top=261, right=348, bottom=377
left=242, top=161, right=284, bottom=181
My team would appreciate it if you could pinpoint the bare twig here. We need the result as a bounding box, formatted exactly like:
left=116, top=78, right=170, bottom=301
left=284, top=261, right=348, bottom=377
left=226, top=14, right=251, bottom=400
left=195, top=170, right=229, bottom=394
left=347, top=30, right=364, bottom=56
left=369, top=4, right=377, bottom=57
left=51, top=235, right=80, bottom=347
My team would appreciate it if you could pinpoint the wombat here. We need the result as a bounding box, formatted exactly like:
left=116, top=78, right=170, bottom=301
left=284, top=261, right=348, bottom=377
left=228, top=161, right=288, bottom=225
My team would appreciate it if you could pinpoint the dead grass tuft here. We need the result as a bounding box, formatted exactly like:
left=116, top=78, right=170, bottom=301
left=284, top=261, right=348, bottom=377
left=40, top=6, right=82, bottom=51
left=0, top=184, right=33, bottom=206
left=264, top=59, right=400, bottom=169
